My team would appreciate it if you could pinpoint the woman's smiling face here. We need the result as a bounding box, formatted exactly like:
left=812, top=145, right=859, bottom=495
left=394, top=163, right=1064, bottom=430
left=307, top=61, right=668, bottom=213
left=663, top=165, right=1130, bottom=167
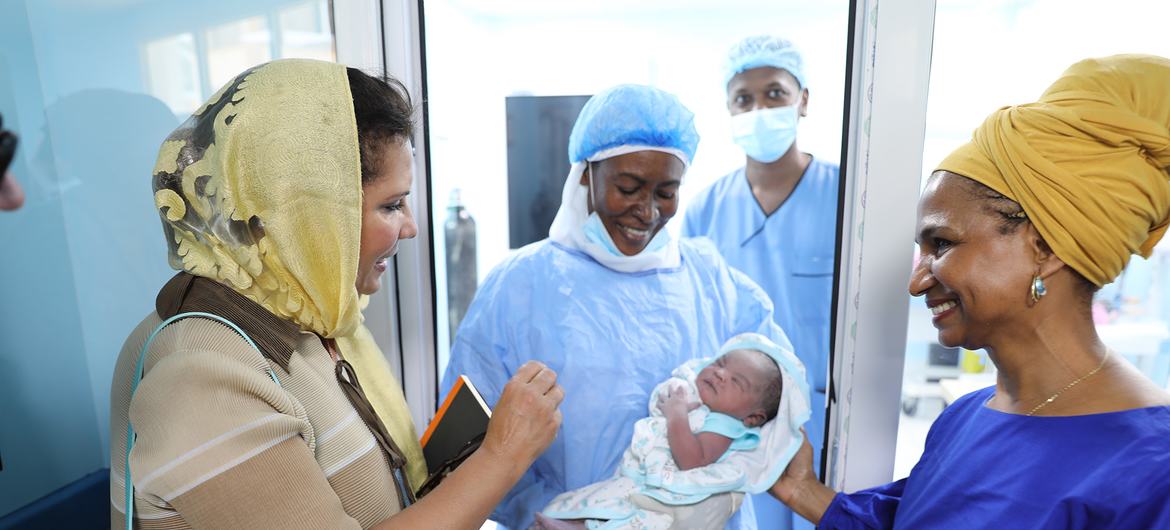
left=909, top=171, right=1038, bottom=349
left=581, top=150, right=684, bottom=256
left=356, top=139, right=417, bottom=295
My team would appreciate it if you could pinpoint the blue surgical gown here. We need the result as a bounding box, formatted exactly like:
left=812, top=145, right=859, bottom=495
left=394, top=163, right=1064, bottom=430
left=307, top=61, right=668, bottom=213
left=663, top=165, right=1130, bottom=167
left=822, top=386, right=1170, bottom=529
left=681, top=158, right=840, bottom=529
left=442, top=238, right=791, bottom=530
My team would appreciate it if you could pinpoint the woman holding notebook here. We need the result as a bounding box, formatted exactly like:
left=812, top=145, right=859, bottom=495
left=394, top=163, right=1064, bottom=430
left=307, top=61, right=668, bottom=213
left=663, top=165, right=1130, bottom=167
left=109, top=59, right=563, bottom=529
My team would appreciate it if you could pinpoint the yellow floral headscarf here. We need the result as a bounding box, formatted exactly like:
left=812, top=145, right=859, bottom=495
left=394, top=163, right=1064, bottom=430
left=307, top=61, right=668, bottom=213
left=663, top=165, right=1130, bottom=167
left=151, top=59, right=426, bottom=487
left=937, top=54, right=1170, bottom=286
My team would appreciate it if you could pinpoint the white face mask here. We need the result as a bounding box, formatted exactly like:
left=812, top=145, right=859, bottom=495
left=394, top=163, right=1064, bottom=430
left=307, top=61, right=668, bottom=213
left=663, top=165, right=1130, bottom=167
left=730, top=105, right=799, bottom=163
left=582, top=211, right=623, bottom=256
left=582, top=211, right=670, bottom=256
left=547, top=157, right=683, bottom=274
left=582, top=164, right=669, bottom=257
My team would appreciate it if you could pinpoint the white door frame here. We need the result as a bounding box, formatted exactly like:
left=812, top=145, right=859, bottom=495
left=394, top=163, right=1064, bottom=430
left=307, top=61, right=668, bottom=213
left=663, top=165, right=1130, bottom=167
left=332, top=0, right=438, bottom=432
left=380, top=0, right=439, bottom=434
left=825, top=0, right=937, bottom=492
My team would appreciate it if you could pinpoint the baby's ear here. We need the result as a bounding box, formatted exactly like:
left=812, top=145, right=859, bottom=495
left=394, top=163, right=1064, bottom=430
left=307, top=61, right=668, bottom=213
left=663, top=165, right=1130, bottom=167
left=744, top=409, right=768, bottom=428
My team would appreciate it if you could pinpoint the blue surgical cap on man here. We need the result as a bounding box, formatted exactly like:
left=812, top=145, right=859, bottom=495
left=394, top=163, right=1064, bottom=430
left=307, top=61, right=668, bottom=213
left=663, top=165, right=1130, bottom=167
left=723, top=35, right=807, bottom=90
left=567, top=84, right=699, bottom=166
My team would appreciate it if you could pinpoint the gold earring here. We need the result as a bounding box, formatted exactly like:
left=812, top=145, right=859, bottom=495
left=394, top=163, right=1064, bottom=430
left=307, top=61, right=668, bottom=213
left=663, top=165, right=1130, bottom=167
left=1030, top=275, right=1047, bottom=303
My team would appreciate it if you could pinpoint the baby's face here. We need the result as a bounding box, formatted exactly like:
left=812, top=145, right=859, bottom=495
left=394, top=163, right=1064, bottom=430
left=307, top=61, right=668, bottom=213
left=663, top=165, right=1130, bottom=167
left=695, top=349, right=774, bottom=424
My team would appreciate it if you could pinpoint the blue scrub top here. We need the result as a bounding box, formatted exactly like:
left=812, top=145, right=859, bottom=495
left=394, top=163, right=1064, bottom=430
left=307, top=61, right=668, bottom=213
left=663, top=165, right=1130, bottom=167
left=682, top=158, right=840, bottom=528
left=682, top=157, right=839, bottom=394
left=442, top=238, right=791, bottom=530
left=821, top=386, right=1170, bottom=529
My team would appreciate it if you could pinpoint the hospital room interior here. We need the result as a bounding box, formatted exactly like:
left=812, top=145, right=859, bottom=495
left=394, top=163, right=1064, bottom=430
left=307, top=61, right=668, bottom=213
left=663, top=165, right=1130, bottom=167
left=2, top=0, right=1169, bottom=528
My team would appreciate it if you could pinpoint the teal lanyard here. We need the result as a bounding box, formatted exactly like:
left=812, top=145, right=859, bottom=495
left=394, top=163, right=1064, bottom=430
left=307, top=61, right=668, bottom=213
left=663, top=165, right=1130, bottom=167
left=124, top=312, right=279, bottom=530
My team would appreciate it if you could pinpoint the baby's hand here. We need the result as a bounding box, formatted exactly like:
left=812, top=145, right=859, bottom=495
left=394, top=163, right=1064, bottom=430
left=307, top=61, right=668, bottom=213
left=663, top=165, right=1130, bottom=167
left=657, top=383, right=700, bottom=418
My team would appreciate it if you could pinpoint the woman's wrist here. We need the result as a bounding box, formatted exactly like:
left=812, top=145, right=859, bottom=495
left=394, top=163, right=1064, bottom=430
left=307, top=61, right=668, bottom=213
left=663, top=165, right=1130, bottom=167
left=774, top=474, right=834, bottom=524
left=379, top=445, right=525, bottom=530
left=468, top=443, right=527, bottom=484
left=773, top=474, right=801, bottom=505
left=786, top=475, right=816, bottom=504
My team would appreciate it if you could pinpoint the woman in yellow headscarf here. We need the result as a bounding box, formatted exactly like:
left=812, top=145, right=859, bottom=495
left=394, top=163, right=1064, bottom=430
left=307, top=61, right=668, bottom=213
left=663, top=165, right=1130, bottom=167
left=108, top=59, right=563, bottom=529
left=768, top=54, right=1170, bottom=528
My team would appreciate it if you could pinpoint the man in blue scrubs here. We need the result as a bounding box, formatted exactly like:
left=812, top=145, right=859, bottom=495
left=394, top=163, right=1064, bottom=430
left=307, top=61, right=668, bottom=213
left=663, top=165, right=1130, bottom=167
left=682, top=35, right=839, bottom=530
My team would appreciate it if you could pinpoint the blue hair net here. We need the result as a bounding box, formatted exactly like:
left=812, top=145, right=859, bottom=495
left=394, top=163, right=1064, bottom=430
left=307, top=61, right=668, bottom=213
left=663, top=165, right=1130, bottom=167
left=723, top=35, right=806, bottom=90
left=567, top=84, right=699, bottom=165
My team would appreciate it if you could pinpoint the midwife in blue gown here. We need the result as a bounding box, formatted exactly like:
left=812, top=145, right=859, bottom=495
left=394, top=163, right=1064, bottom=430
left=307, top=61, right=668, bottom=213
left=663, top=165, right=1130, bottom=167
left=769, top=54, right=1170, bottom=529
left=442, top=84, right=791, bottom=530
left=681, top=36, right=839, bottom=530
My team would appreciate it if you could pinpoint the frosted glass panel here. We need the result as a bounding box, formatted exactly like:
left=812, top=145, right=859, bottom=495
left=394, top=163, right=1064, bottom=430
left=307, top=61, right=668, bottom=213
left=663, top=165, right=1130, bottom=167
left=207, top=16, right=273, bottom=91
left=893, top=0, right=1170, bottom=480
left=280, top=1, right=334, bottom=61
left=144, top=33, right=202, bottom=115
left=0, top=0, right=334, bottom=517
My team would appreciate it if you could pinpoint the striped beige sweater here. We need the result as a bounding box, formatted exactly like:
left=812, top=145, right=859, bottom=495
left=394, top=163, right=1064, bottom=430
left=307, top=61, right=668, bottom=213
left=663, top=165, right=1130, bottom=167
left=109, top=296, right=405, bottom=528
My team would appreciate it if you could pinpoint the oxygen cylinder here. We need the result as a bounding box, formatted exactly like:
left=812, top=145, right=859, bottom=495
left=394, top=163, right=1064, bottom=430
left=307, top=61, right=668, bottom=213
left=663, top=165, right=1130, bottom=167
left=445, top=188, right=478, bottom=342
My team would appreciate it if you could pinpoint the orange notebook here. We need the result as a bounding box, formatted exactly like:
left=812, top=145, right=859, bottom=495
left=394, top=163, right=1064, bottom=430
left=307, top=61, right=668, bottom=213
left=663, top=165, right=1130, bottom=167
left=420, top=375, right=492, bottom=475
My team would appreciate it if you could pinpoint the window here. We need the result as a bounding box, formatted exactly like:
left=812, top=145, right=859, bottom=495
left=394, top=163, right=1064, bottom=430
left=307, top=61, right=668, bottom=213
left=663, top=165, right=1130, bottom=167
left=0, top=0, right=338, bottom=514
left=144, top=33, right=201, bottom=114
left=279, top=1, right=334, bottom=61
left=206, top=16, right=273, bottom=92
left=142, top=1, right=335, bottom=117
left=423, top=0, right=851, bottom=380
left=894, top=0, right=1170, bottom=478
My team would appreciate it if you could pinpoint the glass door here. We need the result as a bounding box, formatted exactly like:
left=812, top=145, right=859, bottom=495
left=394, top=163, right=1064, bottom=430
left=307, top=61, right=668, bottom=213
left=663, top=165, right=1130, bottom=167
left=420, top=0, right=852, bottom=394
left=418, top=2, right=852, bottom=527
left=892, top=0, right=1170, bottom=479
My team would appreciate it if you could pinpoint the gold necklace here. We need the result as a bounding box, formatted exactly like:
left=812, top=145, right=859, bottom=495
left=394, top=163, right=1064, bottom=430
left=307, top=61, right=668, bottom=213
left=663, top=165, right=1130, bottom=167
left=1025, top=350, right=1111, bottom=416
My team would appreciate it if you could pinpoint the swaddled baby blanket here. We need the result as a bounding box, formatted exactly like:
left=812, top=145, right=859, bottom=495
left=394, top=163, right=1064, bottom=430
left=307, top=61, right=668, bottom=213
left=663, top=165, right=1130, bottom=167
left=542, top=333, right=811, bottom=529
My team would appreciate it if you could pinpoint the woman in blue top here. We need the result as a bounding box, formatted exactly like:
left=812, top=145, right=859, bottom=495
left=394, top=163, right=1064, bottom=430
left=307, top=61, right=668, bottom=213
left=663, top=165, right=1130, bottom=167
left=769, top=54, right=1170, bottom=529
left=442, top=84, right=791, bottom=530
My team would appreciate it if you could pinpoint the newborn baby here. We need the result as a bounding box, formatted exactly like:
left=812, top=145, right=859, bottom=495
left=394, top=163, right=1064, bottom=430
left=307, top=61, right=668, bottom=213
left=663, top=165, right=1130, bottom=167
left=535, top=333, right=808, bottom=530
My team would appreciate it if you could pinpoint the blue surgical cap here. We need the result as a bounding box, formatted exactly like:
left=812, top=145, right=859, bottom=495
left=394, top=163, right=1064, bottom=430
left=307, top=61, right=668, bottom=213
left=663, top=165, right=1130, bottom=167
left=723, top=35, right=806, bottom=90
left=567, top=84, right=699, bottom=166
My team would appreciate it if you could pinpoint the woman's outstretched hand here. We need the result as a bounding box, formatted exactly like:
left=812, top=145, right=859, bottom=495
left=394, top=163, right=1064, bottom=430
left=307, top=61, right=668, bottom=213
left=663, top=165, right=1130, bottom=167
left=768, top=429, right=835, bottom=525
left=771, top=428, right=816, bottom=502
left=481, top=361, right=565, bottom=468
left=377, top=361, right=563, bottom=529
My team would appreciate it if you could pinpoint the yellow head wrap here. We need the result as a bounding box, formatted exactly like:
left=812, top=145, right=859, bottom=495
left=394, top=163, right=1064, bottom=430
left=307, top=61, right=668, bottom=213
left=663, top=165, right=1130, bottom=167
left=937, top=54, right=1170, bottom=286
left=151, top=59, right=426, bottom=487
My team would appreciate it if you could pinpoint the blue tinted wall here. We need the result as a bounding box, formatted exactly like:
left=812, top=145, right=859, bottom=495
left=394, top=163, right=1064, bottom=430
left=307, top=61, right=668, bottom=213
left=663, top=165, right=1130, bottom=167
left=0, top=0, right=333, bottom=516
